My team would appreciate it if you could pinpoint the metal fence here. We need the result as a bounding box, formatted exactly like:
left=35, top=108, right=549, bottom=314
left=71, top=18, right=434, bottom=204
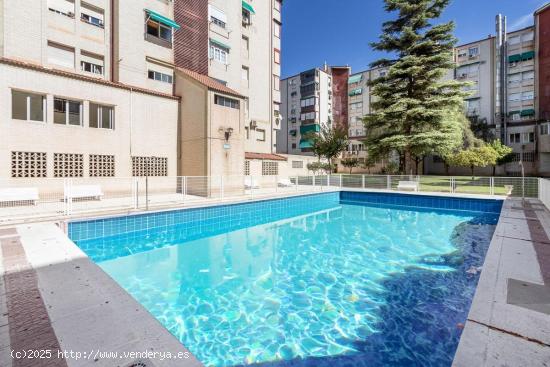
left=0, top=175, right=540, bottom=223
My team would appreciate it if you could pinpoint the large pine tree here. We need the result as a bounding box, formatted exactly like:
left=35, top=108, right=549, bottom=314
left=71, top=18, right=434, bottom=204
left=364, top=0, right=469, bottom=174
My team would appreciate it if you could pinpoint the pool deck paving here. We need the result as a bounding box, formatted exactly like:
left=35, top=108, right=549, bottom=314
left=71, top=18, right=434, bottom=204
left=0, top=190, right=549, bottom=366
left=453, top=197, right=550, bottom=366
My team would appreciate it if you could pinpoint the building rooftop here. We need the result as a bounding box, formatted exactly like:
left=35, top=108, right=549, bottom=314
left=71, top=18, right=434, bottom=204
left=176, top=67, right=245, bottom=99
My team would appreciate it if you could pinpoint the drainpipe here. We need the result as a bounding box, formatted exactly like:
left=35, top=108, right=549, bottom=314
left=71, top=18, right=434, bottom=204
left=110, top=0, right=115, bottom=82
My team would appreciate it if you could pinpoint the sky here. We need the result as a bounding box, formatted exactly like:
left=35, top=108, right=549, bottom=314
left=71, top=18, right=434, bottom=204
left=280, top=0, right=548, bottom=78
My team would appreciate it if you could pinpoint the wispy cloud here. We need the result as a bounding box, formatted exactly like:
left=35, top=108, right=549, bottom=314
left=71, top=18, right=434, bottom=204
left=509, top=1, right=548, bottom=30
left=510, top=13, right=533, bottom=30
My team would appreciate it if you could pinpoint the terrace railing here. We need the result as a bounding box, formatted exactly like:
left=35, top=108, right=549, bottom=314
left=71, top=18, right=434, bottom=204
left=0, top=175, right=541, bottom=223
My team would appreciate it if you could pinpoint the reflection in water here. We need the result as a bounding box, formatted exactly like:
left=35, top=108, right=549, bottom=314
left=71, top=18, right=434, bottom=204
left=99, top=204, right=497, bottom=367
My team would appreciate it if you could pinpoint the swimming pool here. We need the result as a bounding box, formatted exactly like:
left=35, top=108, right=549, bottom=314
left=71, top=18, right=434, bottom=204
left=70, top=192, right=502, bottom=367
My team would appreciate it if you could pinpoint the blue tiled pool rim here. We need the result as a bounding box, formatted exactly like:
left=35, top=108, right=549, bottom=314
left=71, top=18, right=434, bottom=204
left=68, top=191, right=503, bottom=244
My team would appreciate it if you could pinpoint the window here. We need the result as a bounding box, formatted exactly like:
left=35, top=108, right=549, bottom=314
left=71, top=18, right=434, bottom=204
left=509, top=133, right=521, bottom=144
left=11, top=152, right=47, bottom=178
left=523, top=152, right=535, bottom=162
left=350, top=102, right=363, bottom=110
left=210, top=43, right=229, bottom=64
left=53, top=153, right=84, bottom=177
left=241, top=67, right=249, bottom=85
left=54, top=98, right=82, bottom=126
left=214, top=95, right=240, bottom=109
left=242, top=8, right=251, bottom=26
left=80, top=2, right=104, bottom=27
left=148, top=70, right=173, bottom=84
left=508, top=36, right=520, bottom=45
left=89, top=154, right=115, bottom=177
left=132, top=156, right=168, bottom=177
left=300, top=112, right=316, bottom=121
left=12, top=90, right=46, bottom=122
left=292, top=143, right=297, bottom=149
left=89, top=103, right=114, bottom=129
left=146, top=18, right=172, bottom=43
left=291, top=91, right=297, bottom=97
left=262, top=161, right=278, bottom=175
left=47, top=0, right=74, bottom=17
left=242, top=36, right=249, bottom=52
left=273, top=21, right=281, bottom=38
left=508, top=93, right=521, bottom=102
left=468, top=47, right=479, bottom=57
left=292, top=160, right=303, bottom=169
left=256, top=129, right=266, bottom=141
left=522, top=32, right=534, bottom=42
left=80, top=51, right=104, bottom=75
left=274, top=0, right=282, bottom=12
left=523, top=71, right=535, bottom=80
left=522, top=91, right=534, bottom=101
left=300, top=97, right=315, bottom=107
left=47, top=42, right=75, bottom=69
left=273, top=75, right=280, bottom=91
left=510, top=153, right=521, bottom=162
left=274, top=49, right=281, bottom=64
left=81, top=60, right=103, bottom=74
left=522, top=132, right=535, bottom=143
left=508, top=73, right=521, bottom=84
left=457, top=49, right=467, bottom=58
left=541, top=123, right=550, bottom=136
left=209, top=5, right=227, bottom=29
left=244, top=160, right=250, bottom=175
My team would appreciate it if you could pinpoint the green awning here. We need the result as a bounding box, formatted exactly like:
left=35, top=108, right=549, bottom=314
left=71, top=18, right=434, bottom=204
left=521, top=51, right=535, bottom=60
left=508, top=54, right=522, bottom=63
left=146, top=9, right=180, bottom=30
left=520, top=109, right=535, bottom=116
left=299, top=140, right=313, bottom=149
left=508, top=110, right=521, bottom=116
left=300, top=124, right=320, bottom=134
left=348, top=74, right=363, bottom=84
left=210, top=38, right=231, bottom=50
left=242, top=1, right=256, bottom=14
left=349, top=88, right=363, bottom=96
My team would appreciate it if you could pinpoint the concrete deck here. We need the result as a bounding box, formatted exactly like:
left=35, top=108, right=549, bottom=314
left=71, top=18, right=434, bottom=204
left=0, top=224, right=203, bottom=367
left=0, top=190, right=548, bottom=366
left=453, top=198, right=550, bottom=366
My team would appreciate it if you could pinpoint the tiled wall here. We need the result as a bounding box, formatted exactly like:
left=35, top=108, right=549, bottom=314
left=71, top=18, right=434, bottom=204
left=340, top=191, right=503, bottom=214
left=69, top=192, right=340, bottom=242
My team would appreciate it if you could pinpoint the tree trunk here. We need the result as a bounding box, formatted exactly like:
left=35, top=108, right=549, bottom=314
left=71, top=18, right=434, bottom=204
left=492, top=165, right=496, bottom=176
left=404, top=149, right=413, bottom=175
left=349, top=167, right=353, bottom=174
left=444, top=163, right=449, bottom=176
left=471, top=166, right=475, bottom=179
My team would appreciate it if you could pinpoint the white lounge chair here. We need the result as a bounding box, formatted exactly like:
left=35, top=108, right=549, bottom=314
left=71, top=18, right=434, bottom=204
left=278, top=178, right=293, bottom=187
left=0, top=188, right=39, bottom=205
left=64, top=185, right=103, bottom=201
left=244, top=177, right=260, bottom=189
left=397, top=181, right=419, bottom=192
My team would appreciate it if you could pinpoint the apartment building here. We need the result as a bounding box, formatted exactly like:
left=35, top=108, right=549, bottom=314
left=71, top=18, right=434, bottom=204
left=0, top=0, right=181, bottom=179
left=536, top=4, right=550, bottom=174
left=455, top=37, right=496, bottom=125
left=278, top=68, right=333, bottom=155
left=173, top=0, right=284, bottom=177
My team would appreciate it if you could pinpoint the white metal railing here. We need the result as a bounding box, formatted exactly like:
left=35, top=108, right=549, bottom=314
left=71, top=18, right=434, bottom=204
left=0, top=175, right=541, bottom=223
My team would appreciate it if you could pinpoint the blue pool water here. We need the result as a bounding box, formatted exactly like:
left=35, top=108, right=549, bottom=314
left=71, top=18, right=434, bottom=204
left=71, top=192, right=502, bottom=367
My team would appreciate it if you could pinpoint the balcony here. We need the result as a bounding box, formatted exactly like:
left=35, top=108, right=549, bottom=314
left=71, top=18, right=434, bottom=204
left=300, top=124, right=320, bottom=135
